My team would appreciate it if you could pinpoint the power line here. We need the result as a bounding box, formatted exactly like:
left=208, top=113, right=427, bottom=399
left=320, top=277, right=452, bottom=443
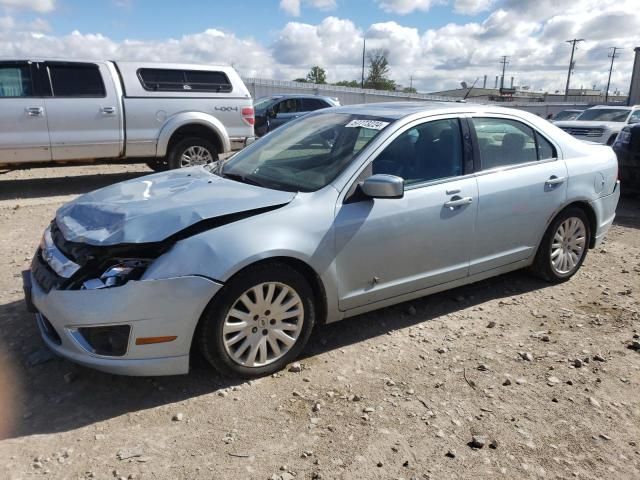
left=605, top=47, right=620, bottom=103
left=499, top=56, right=509, bottom=91
left=564, top=38, right=585, bottom=100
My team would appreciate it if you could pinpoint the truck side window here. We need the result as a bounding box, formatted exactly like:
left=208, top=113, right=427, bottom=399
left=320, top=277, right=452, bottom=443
left=48, top=63, right=106, bottom=97
left=138, top=68, right=232, bottom=93
left=0, top=63, right=33, bottom=97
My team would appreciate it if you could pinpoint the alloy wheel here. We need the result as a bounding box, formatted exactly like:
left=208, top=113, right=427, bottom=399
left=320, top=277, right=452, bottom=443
left=222, top=282, right=304, bottom=367
left=550, top=217, right=587, bottom=275
left=180, top=145, right=214, bottom=167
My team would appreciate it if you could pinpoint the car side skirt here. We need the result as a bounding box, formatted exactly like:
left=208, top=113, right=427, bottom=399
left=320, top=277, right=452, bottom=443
left=336, top=258, right=532, bottom=321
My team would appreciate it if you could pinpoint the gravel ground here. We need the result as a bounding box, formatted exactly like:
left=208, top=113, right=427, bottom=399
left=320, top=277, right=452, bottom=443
left=0, top=164, right=639, bottom=480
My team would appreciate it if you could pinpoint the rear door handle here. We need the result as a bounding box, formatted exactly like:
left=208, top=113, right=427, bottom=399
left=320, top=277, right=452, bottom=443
left=101, top=106, right=116, bottom=114
left=26, top=107, right=43, bottom=116
left=545, top=175, right=566, bottom=186
left=444, top=196, right=473, bottom=209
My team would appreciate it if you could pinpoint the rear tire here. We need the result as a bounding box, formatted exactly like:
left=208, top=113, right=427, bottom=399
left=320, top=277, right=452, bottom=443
left=167, top=136, right=218, bottom=170
left=197, top=262, right=316, bottom=378
left=531, top=207, right=590, bottom=283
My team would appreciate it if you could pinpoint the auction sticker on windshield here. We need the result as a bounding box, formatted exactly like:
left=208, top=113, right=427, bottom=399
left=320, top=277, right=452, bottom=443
left=345, top=120, right=390, bottom=130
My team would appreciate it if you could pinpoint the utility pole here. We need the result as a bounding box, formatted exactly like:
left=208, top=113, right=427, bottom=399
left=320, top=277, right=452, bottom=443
left=361, top=37, right=366, bottom=89
left=605, top=47, right=620, bottom=103
left=499, top=56, right=509, bottom=92
left=564, top=38, right=584, bottom=100
left=409, top=75, right=413, bottom=91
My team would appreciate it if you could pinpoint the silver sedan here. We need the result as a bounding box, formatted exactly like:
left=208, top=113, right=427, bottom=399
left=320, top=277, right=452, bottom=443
left=24, top=102, right=620, bottom=377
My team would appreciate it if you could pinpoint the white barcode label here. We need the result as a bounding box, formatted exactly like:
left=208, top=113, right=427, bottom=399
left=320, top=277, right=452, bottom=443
left=345, top=120, right=390, bottom=130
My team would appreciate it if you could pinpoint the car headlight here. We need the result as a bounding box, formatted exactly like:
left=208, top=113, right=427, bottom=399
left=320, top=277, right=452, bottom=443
left=82, top=259, right=151, bottom=290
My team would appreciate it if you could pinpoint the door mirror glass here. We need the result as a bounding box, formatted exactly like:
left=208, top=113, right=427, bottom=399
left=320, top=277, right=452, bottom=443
left=361, top=174, right=404, bottom=199
left=267, top=107, right=276, bottom=118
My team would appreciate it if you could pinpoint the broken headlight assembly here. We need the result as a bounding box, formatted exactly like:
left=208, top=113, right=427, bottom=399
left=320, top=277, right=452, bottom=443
left=82, top=259, right=151, bottom=290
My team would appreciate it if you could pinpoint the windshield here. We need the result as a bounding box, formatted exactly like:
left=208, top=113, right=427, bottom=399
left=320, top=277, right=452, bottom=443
left=221, top=112, right=392, bottom=192
left=554, top=110, right=581, bottom=121
left=254, top=97, right=277, bottom=111
left=576, top=108, right=630, bottom=122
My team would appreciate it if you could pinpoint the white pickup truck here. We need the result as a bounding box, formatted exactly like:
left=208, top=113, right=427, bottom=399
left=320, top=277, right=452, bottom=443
left=0, top=60, right=255, bottom=170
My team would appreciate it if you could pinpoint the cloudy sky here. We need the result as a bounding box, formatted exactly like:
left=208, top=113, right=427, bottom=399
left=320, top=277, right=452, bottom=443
left=0, top=0, right=638, bottom=94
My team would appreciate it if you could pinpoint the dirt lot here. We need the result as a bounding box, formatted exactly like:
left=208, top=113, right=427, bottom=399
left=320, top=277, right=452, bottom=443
left=0, top=164, right=639, bottom=480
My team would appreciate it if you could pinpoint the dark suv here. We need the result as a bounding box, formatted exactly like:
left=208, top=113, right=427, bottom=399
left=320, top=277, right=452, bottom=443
left=613, top=123, right=640, bottom=192
left=254, top=94, right=340, bottom=136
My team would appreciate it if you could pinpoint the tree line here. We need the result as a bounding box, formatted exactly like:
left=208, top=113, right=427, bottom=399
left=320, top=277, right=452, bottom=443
left=293, top=49, right=417, bottom=93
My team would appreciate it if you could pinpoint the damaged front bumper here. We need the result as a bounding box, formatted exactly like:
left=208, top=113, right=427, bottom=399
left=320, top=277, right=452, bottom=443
left=24, top=270, right=222, bottom=376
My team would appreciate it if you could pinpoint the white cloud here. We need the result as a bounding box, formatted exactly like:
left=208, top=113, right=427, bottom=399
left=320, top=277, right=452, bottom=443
left=453, top=0, right=494, bottom=15
left=0, top=0, right=55, bottom=13
left=280, top=0, right=301, bottom=16
left=377, top=0, right=444, bottom=15
left=279, top=0, right=337, bottom=16
left=0, top=15, right=14, bottom=29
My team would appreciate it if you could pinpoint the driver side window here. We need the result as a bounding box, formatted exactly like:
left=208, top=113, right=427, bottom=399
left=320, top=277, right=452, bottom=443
left=371, top=118, right=464, bottom=186
left=275, top=99, right=300, bottom=115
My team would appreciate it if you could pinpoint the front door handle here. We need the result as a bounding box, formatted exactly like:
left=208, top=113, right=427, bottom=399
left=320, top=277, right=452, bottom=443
left=444, top=196, right=473, bottom=209
left=26, top=107, right=43, bottom=116
left=101, top=106, right=116, bottom=114
left=545, top=175, right=566, bottom=186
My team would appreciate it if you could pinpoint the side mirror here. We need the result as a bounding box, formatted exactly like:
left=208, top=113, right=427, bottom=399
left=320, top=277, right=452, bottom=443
left=361, top=174, right=404, bottom=199
left=267, top=108, right=276, bottom=119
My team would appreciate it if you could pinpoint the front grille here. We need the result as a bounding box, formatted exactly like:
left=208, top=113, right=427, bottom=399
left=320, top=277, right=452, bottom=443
left=560, top=127, right=604, bottom=137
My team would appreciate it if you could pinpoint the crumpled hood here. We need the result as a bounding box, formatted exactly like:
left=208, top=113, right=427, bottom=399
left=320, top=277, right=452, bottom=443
left=56, top=167, right=296, bottom=246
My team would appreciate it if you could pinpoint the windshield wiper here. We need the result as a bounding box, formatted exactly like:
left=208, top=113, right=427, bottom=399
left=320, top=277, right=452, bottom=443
left=221, top=172, right=266, bottom=188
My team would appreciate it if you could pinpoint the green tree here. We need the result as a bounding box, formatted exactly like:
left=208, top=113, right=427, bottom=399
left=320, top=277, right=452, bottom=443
left=402, top=86, right=417, bottom=93
left=293, top=78, right=308, bottom=83
left=335, top=80, right=360, bottom=87
left=306, top=66, right=327, bottom=84
left=365, top=49, right=396, bottom=91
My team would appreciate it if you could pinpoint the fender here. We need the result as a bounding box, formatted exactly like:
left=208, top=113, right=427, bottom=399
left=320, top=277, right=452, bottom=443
left=156, top=112, right=231, bottom=157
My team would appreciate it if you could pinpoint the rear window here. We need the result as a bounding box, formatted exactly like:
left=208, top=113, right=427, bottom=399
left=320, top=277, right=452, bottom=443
left=138, top=68, right=232, bottom=93
left=48, top=63, right=106, bottom=97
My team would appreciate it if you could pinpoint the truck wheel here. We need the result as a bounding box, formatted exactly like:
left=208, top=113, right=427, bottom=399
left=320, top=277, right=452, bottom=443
left=168, top=137, right=218, bottom=170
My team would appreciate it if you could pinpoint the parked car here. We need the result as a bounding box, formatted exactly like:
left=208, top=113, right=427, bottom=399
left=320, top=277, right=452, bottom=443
left=23, top=103, right=619, bottom=378
left=254, top=94, right=339, bottom=136
left=551, top=109, right=584, bottom=122
left=612, top=123, right=640, bottom=192
left=0, top=60, right=254, bottom=170
left=554, top=105, right=640, bottom=145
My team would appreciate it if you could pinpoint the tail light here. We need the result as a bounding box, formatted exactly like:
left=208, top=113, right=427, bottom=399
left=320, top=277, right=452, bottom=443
left=242, top=107, right=255, bottom=126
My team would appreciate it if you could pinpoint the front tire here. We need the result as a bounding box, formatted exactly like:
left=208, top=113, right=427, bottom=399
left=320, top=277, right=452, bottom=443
left=167, top=136, right=218, bottom=170
left=531, top=207, right=590, bottom=283
left=197, top=262, right=316, bottom=378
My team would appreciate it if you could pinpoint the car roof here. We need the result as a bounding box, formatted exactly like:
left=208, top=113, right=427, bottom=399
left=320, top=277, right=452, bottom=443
left=329, top=101, right=526, bottom=120
left=587, top=105, right=632, bottom=110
